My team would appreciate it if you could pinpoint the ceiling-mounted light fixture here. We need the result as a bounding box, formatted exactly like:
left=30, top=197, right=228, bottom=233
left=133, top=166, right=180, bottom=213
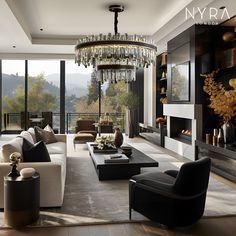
left=75, top=5, right=157, bottom=83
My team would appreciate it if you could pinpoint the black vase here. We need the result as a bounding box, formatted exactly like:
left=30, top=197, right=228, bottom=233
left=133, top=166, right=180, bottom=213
left=222, top=122, right=235, bottom=144
left=114, top=128, right=123, bottom=148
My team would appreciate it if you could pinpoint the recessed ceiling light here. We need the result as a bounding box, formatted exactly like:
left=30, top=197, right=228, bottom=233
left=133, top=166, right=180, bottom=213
left=219, top=6, right=226, bottom=10
left=12, top=45, right=16, bottom=48
left=40, top=28, right=43, bottom=31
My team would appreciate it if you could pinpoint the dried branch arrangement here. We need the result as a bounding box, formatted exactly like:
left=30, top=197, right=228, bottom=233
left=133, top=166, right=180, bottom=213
left=201, top=70, right=236, bottom=123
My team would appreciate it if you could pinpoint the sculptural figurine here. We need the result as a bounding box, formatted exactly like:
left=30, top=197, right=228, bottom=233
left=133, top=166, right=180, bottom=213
left=8, top=152, right=21, bottom=177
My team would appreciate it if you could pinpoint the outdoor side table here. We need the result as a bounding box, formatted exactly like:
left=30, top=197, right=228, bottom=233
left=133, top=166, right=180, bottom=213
left=4, top=172, right=40, bottom=227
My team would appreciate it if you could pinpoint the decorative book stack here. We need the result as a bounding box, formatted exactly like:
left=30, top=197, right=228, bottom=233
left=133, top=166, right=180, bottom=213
left=104, top=154, right=129, bottom=163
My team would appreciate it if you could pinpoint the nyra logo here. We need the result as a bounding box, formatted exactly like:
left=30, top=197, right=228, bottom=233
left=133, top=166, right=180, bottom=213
left=185, top=7, right=230, bottom=24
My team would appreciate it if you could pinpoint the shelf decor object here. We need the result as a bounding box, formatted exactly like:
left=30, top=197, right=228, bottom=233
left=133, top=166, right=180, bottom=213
left=201, top=70, right=236, bottom=143
left=8, top=152, right=21, bottom=178
left=75, top=5, right=157, bottom=83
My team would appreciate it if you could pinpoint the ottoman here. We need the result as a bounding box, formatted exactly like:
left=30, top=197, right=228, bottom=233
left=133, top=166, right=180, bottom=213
left=73, top=132, right=96, bottom=149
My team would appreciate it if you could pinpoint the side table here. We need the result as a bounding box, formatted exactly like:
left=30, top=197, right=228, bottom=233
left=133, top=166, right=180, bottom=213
left=4, top=172, right=40, bottom=227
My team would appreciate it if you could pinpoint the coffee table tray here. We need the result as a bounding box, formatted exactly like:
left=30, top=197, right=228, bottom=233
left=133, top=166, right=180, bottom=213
left=93, top=146, right=118, bottom=154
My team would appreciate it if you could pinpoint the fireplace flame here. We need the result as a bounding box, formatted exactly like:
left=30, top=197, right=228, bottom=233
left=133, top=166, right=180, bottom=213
left=181, top=129, right=192, bottom=136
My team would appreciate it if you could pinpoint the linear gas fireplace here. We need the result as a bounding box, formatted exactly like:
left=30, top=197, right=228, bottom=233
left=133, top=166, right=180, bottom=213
left=170, top=117, right=192, bottom=143
left=163, top=104, right=202, bottom=160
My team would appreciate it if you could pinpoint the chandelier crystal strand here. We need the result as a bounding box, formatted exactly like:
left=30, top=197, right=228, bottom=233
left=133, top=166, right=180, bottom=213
left=75, top=5, right=157, bottom=83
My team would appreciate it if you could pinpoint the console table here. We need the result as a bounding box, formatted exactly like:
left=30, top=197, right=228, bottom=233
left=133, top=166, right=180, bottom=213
left=195, top=140, right=236, bottom=182
left=93, top=123, right=113, bottom=136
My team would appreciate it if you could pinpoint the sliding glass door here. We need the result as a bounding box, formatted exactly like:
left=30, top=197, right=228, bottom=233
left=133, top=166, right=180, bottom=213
left=1, top=60, right=25, bottom=133
left=27, top=60, right=60, bottom=131
left=65, top=61, right=94, bottom=133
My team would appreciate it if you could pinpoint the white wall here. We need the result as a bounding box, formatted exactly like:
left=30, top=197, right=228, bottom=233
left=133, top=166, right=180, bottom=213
left=143, top=65, right=156, bottom=126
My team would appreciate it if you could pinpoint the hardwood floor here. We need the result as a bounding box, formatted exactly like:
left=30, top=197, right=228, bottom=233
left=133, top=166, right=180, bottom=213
left=1, top=217, right=236, bottom=236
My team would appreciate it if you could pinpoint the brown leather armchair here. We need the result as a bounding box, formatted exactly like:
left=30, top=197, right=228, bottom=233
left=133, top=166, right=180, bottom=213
left=75, top=120, right=97, bottom=138
left=73, top=120, right=97, bottom=149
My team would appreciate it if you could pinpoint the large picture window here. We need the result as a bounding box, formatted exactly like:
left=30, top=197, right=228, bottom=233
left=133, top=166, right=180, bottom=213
left=1, top=60, right=25, bottom=132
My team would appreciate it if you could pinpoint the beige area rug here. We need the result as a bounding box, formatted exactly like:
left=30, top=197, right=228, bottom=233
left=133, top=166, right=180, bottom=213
left=0, top=136, right=236, bottom=228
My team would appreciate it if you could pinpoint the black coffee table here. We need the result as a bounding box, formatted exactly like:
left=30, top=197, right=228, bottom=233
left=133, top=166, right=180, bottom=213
left=87, top=142, right=159, bottom=180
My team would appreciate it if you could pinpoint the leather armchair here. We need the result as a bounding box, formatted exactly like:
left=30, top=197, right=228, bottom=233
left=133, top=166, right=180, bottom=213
left=75, top=120, right=97, bottom=139
left=129, top=157, right=211, bottom=227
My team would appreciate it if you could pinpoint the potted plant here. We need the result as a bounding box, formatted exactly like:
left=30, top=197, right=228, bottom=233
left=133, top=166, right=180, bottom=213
left=119, top=92, right=139, bottom=138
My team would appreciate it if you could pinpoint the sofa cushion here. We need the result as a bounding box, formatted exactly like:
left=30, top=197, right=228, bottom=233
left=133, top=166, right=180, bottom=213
left=1, top=137, right=23, bottom=162
left=46, top=142, right=66, bottom=154
left=22, top=138, right=51, bottom=162
left=27, top=127, right=37, bottom=143
left=20, top=131, right=34, bottom=144
left=34, top=126, right=57, bottom=144
left=50, top=153, right=66, bottom=188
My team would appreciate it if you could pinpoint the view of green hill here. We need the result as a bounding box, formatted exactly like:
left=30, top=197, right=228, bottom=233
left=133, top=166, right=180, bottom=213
left=45, top=73, right=90, bottom=97
left=2, top=73, right=90, bottom=98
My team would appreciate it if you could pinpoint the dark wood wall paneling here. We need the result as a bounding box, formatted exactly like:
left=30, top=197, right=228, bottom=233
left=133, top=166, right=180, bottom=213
left=129, top=68, right=144, bottom=135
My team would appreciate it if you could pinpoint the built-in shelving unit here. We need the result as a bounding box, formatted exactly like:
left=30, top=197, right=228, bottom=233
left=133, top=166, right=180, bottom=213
left=156, top=52, right=167, bottom=118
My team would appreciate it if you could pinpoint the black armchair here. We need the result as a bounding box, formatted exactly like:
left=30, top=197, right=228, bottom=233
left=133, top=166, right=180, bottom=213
left=129, top=157, right=211, bottom=227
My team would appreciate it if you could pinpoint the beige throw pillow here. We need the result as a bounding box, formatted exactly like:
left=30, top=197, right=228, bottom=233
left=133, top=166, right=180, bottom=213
left=27, top=127, right=37, bottom=143
left=1, top=137, right=23, bottom=162
left=20, top=131, right=34, bottom=144
left=34, top=125, right=57, bottom=144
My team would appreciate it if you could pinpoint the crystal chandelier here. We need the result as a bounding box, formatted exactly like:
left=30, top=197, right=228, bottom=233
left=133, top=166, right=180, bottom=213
left=75, top=5, right=157, bottom=83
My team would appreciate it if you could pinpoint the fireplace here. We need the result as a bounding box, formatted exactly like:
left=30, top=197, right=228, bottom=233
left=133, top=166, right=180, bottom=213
left=163, top=104, right=202, bottom=160
left=170, top=117, right=192, bottom=143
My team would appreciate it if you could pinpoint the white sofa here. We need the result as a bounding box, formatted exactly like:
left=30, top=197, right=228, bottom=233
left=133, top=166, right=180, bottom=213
left=0, top=132, right=67, bottom=208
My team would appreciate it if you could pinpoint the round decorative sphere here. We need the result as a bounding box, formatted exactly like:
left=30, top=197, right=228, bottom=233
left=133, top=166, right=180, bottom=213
left=20, top=168, right=36, bottom=178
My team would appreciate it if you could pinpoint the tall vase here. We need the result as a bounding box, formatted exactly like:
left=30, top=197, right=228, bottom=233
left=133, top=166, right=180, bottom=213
left=222, top=121, right=235, bottom=144
left=114, top=128, right=123, bottom=148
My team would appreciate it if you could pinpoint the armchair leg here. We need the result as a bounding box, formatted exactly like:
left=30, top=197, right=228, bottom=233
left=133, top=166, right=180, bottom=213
left=129, top=206, right=132, bottom=220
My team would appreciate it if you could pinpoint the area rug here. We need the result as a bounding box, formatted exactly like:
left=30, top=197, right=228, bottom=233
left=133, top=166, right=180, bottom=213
left=0, top=137, right=236, bottom=228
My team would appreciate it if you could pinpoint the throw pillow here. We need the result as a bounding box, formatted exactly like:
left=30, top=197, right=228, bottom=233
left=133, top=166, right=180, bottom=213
left=34, top=125, right=57, bottom=144
left=1, top=137, right=23, bottom=162
left=27, top=127, right=37, bottom=143
left=20, top=131, right=34, bottom=144
left=22, top=138, right=51, bottom=162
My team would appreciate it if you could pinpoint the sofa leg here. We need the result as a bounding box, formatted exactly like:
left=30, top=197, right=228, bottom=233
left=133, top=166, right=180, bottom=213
left=129, top=207, right=132, bottom=220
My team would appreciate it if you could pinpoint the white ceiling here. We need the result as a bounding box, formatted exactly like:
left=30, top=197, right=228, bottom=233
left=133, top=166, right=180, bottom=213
left=0, top=0, right=235, bottom=58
